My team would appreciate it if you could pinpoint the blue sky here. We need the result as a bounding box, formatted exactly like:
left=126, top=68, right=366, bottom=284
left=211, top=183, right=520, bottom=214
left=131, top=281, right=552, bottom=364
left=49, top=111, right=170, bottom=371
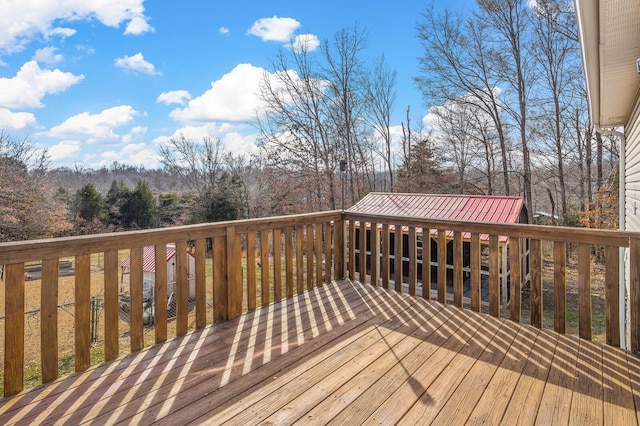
left=0, top=0, right=471, bottom=169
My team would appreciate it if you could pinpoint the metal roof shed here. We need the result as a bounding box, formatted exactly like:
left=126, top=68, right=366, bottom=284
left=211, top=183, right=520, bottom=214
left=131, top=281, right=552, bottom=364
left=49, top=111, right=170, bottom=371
left=348, top=193, right=529, bottom=306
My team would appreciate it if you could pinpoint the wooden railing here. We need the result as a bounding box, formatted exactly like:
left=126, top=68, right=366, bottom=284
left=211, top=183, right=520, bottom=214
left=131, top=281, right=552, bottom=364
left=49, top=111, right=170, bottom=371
left=2, top=209, right=640, bottom=398
left=0, top=211, right=342, bottom=397
left=342, top=212, right=640, bottom=355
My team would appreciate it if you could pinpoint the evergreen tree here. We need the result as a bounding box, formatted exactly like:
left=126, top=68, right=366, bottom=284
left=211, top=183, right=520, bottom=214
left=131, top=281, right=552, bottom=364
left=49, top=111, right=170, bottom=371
left=122, top=180, right=157, bottom=229
left=74, top=183, right=104, bottom=221
left=104, top=180, right=130, bottom=227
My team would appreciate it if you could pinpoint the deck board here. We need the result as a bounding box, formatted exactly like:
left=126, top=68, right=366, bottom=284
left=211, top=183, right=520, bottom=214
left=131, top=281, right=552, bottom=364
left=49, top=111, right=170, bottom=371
left=0, top=279, right=639, bottom=425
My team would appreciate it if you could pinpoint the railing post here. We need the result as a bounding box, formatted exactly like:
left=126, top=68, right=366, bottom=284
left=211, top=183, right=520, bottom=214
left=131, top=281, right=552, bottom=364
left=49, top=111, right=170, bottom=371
left=578, top=243, right=592, bottom=340
left=175, top=241, right=189, bottom=336
left=529, top=239, right=542, bottom=327
left=195, top=239, right=207, bottom=329
left=227, top=226, right=242, bottom=319
left=453, top=231, right=463, bottom=308
left=509, top=237, right=521, bottom=321
left=213, top=235, right=227, bottom=322
left=470, top=233, right=481, bottom=311
left=437, top=229, right=447, bottom=304
left=489, top=235, right=500, bottom=317
left=75, top=254, right=91, bottom=370
left=130, top=247, right=144, bottom=349
left=105, top=250, right=121, bottom=357
left=41, top=258, right=59, bottom=383
left=335, top=216, right=345, bottom=279
left=4, top=263, right=24, bottom=397
left=553, top=241, right=566, bottom=334
left=605, top=245, right=620, bottom=347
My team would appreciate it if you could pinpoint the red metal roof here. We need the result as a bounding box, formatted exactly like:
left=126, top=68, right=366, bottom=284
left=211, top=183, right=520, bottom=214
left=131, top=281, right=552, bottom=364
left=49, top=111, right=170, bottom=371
left=348, top=193, right=526, bottom=242
left=120, top=245, right=186, bottom=272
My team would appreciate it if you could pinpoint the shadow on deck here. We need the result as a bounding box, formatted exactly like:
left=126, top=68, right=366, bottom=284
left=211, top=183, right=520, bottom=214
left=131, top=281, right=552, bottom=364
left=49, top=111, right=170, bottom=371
left=1, top=279, right=638, bottom=424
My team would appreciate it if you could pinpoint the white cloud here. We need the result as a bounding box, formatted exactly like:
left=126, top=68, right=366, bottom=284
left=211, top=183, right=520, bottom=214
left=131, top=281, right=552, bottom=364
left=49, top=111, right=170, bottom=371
left=48, top=140, right=81, bottom=161
left=156, top=90, right=192, bottom=105
left=247, top=16, right=300, bottom=42
left=0, top=0, right=153, bottom=54
left=219, top=27, right=230, bottom=35
left=153, top=123, right=258, bottom=156
left=0, top=108, right=37, bottom=130
left=287, top=33, right=320, bottom=53
left=32, top=46, right=63, bottom=64
left=95, top=143, right=161, bottom=168
left=169, top=63, right=270, bottom=123
left=114, top=52, right=160, bottom=75
left=0, top=61, right=83, bottom=109
left=122, top=125, right=147, bottom=143
left=124, top=15, right=153, bottom=35
left=48, top=105, right=138, bottom=144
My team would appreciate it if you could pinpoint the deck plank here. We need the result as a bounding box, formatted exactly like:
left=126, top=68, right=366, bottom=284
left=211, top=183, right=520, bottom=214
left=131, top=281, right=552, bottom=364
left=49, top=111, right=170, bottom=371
left=569, top=339, right=604, bottom=425
left=364, top=309, right=492, bottom=424
left=602, top=345, right=637, bottom=425
left=499, top=328, right=559, bottom=425
left=534, top=334, right=580, bottom=425
left=466, top=322, right=540, bottom=425
left=1, top=280, right=639, bottom=426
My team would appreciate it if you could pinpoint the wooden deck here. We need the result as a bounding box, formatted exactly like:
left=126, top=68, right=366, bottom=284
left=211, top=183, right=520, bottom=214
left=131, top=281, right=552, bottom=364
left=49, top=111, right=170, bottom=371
left=1, top=279, right=639, bottom=425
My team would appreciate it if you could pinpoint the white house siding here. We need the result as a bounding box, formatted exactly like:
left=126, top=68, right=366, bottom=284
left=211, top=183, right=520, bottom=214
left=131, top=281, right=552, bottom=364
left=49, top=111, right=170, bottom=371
left=626, top=96, right=640, bottom=233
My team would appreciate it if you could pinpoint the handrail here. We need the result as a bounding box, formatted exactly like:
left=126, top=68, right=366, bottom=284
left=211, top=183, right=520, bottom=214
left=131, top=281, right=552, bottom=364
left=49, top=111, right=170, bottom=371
left=0, top=210, right=343, bottom=397
left=341, top=211, right=639, bottom=356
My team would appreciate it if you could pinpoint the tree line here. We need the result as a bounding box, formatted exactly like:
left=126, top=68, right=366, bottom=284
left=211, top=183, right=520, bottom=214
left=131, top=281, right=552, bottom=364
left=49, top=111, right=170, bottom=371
left=0, top=0, right=618, bottom=243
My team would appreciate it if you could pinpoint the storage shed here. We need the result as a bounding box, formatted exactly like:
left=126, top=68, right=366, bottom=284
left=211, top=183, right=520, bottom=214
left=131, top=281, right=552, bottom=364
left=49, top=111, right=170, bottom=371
left=348, top=193, right=529, bottom=305
left=119, top=245, right=196, bottom=324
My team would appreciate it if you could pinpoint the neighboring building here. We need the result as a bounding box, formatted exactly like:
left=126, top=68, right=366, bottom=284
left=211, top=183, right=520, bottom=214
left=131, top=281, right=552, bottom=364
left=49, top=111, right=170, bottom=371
left=575, top=0, right=640, bottom=348
left=348, top=192, right=529, bottom=305
left=119, top=245, right=196, bottom=323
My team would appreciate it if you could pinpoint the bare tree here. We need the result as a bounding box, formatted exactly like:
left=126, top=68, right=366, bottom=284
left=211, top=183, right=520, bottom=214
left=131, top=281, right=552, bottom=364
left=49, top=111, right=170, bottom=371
left=477, top=0, right=536, bottom=220
left=416, top=8, right=512, bottom=195
left=364, top=54, right=397, bottom=191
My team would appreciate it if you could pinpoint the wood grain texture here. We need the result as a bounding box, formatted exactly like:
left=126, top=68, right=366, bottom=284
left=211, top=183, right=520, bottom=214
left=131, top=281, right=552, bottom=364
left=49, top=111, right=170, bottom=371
left=334, top=219, right=344, bottom=280
left=605, top=245, right=620, bottom=347
left=359, top=220, right=366, bottom=284
left=554, top=241, right=566, bottom=334
left=438, top=229, right=447, bottom=304
left=470, top=233, right=480, bottom=311
left=578, top=243, right=592, bottom=340
left=381, top=224, right=390, bottom=289
left=369, top=222, right=379, bottom=286
left=260, top=230, right=270, bottom=306
left=153, top=245, right=167, bottom=344
left=213, top=235, right=226, bottom=322
left=530, top=239, right=542, bottom=327
left=453, top=231, right=462, bottom=308
left=195, top=239, right=207, bottom=329
left=226, top=226, right=242, bottom=319
left=284, top=227, right=294, bottom=297
left=508, top=237, right=520, bottom=322
left=489, top=235, right=500, bottom=318
left=273, top=228, right=282, bottom=301
left=296, top=226, right=304, bottom=293
left=104, top=250, right=121, bottom=359
left=306, top=224, right=314, bottom=290
left=314, top=223, right=322, bottom=286
left=41, top=258, right=58, bottom=383
left=4, top=263, right=25, bottom=396
left=422, top=227, right=431, bottom=300
left=175, top=241, right=189, bottom=337
left=408, top=227, right=417, bottom=296
left=323, top=222, right=332, bottom=283
left=246, top=232, right=256, bottom=310
left=75, top=254, right=91, bottom=370
left=394, top=225, right=403, bottom=293
left=349, top=220, right=356, bottom=281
